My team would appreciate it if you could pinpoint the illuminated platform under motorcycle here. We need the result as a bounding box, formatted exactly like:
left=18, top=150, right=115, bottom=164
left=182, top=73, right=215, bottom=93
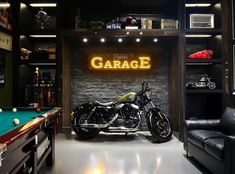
left=90, top=55, right=151, bottom=70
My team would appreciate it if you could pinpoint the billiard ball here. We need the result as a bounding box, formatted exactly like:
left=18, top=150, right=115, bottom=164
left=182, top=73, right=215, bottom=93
left=36, top=107, right=41, bottom=113
left=12, top=108, right=17, bottom=112
left=13, top=118, right=20, bottom=125
left=0, top=108, right=2, bottom=112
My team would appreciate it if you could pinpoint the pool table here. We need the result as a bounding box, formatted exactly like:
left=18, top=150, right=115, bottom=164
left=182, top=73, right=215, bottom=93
left=0, top=107, right=62, bottom=174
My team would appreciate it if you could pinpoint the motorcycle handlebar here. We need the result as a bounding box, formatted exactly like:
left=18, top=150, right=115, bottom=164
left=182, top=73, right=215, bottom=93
left=141, top=81, right=150, bottom=94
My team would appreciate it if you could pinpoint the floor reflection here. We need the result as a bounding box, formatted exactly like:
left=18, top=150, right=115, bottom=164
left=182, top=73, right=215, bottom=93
left=39, top=132, right=209, bottom=174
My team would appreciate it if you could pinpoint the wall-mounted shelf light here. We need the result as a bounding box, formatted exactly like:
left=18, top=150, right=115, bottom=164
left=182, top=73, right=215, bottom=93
left=153, top=38, right=158, bottom=43
left=0, top=3, right=10, bottom=8
left=83, top=38, right=88, bottom=43
left=136, top=38, right=141, bottom=42
left=29, top=3, right=57, bottom=7
left=186, top=34, right=212, bottom=38
left=29, top=35, right=57, bottom=38
left=118, top=38, right=123, bottom=43
left=185, top=3, right=211, bottom=7
left=100, top=38, right=106, bottom=43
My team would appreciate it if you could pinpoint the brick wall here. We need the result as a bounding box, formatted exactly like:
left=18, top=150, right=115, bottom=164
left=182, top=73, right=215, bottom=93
left=70, top=44, right=170, bottom=130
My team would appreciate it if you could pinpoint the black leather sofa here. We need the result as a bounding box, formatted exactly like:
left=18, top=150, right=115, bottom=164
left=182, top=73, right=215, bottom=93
left=184, top=107, right=235, bottom=174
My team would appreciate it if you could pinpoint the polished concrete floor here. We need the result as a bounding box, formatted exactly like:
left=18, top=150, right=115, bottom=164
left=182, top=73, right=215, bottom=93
left=40, top=132, right=211, bottom=174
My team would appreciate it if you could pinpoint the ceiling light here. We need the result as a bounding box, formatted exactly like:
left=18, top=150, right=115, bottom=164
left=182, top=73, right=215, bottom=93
left=83, top=38, right=88, bottom=43
left=153, top=38, right=158, bottom=42
left=139, top=32, right=143, bottom=35
left=0, top=3, right=10, bottom=8
left=29, top=35, right=57, bottom=38
left=136, top=38, right=140, bottom=42
left=185, top=3, right=211, bottom=7
left=118, top=38, right=123, bottom=43
left=20, top=3, right=27, bottom=9
left=29, top=3, right=57, bottom=7
left=126, top=32, right=130, bottom=35
left=100, top=38, right=105, bottom=43
left=185, top=34, right=212, bottom=38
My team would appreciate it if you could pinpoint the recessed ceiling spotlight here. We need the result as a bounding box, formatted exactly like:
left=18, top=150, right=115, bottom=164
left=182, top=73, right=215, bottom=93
left=185, top=34, right=212, bottom=38
left=139, top=32, right=143, bottom=35
left=83, top=38, right=88, bottom=43
left=29, top=3, right=57, bottom=7
left=20, top=3, right=27, bottom=9
left=118, top=38, right=123, bottom=43
left=185, top=3, right=211, bottom=7
left=0, top=3, right=10, bottom=8
left=136, top=38, right=140, bottom=42
left=126, top=32, right=130, bottom=35
left=100, top=38, right=106, bottom=43
left=153, top=38, right=158, bottom=42
left=29, top=35, right=56, bottom=38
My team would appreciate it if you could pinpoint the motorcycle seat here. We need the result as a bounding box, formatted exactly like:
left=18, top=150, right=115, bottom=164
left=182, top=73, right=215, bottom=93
left=94, top=101, right=113, bottom=106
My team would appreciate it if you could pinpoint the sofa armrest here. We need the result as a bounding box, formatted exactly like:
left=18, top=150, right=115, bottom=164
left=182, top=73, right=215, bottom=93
left=224, top=136, right=235, bottom=174
left=185, top=119, right=220, bottom=131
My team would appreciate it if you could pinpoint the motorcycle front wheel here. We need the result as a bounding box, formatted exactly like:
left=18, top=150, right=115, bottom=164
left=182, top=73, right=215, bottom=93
left=72, top=110, right=100, bottom=140
left=146, top=111, right=172, bottom=143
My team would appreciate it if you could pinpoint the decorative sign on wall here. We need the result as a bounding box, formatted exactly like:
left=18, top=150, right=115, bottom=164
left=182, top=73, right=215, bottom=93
left=0, top=31, right=12, bottom=51
left=89, top=53, right=151, bottom=70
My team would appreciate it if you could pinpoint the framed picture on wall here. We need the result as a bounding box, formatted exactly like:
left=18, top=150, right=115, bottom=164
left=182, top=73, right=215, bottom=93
left=0, top=0, right=12, bottom=31
left=232, top=0, right=235, bottom=39
left=0, top=53, right=5, bottom=85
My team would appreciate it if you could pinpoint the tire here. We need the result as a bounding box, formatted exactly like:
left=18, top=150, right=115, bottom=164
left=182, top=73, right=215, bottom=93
left=186, top=82, right=194, bottom=89
left=72, top=110, right=100, bottom=140
left=208, top=82, right=216, bottom=89
left=146, top=111, right=172, bottom=143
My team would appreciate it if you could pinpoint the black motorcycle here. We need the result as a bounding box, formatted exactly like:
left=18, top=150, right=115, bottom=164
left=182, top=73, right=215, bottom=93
left=71, top=82, right=172, bottom=143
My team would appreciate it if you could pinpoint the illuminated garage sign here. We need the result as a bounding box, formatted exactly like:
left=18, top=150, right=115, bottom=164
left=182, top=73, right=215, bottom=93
left=90, top=54, right=151, bottom=70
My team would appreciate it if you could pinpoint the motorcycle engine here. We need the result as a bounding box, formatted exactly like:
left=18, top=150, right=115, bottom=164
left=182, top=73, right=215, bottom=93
left=114, top=103, right=140, bottom=128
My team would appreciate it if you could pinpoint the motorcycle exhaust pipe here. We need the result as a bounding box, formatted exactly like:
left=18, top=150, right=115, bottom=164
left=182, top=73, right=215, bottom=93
left=80, top=114, right=119, bottom=129
left=107, top=126, right=138, bottom=133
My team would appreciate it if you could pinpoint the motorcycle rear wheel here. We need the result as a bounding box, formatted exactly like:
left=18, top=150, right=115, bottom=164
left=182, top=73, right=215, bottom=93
left=72, top=111, right=100, bottom=140
left=147, top=111, right=172, bottom=143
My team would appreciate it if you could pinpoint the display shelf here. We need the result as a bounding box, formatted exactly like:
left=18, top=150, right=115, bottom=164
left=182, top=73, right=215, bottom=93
left=20, top=29, right=57, bottom=35
left=17, top=0, right=58, bottom=107
left=184, top=0, right=224, bottom=127
left=185, top=59, right=223, bottom=64
left=186, top=89, right=223, bottom=94
left=186, top=28, right=222, bottom=35
left=63, top=29, right=179, bottom=38
left=20, top=59, right=56, bottom=65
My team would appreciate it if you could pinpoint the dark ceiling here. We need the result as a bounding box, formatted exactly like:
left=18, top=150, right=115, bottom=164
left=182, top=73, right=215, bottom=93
left=62, top=0, right=178, bottom=8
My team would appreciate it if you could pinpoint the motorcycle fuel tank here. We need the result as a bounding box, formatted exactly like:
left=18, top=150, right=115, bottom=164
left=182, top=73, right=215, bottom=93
left=119, top=92, right=137, bottom=102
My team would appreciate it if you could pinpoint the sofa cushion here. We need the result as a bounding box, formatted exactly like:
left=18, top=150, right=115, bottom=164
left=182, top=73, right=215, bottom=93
left=188, top=130, right=225, bottom=148
left=220, top=107, right=235, bottom=135
left=204, top=138, right=224, bottom=161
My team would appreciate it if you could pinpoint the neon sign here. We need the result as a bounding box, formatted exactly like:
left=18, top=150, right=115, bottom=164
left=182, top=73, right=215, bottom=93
left=90, top=54, right=151, bottom=70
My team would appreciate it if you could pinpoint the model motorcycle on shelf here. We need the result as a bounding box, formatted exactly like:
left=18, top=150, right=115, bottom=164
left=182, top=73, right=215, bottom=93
left=186, top=74, right=216, bottom=89
left=71, top=81, right=172, bottom=143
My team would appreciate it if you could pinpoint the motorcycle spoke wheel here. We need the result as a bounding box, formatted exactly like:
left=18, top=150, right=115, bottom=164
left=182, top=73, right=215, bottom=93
left=72, top=111, right=100, bottom=139
left=147, top=111, right=172, bottom=143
